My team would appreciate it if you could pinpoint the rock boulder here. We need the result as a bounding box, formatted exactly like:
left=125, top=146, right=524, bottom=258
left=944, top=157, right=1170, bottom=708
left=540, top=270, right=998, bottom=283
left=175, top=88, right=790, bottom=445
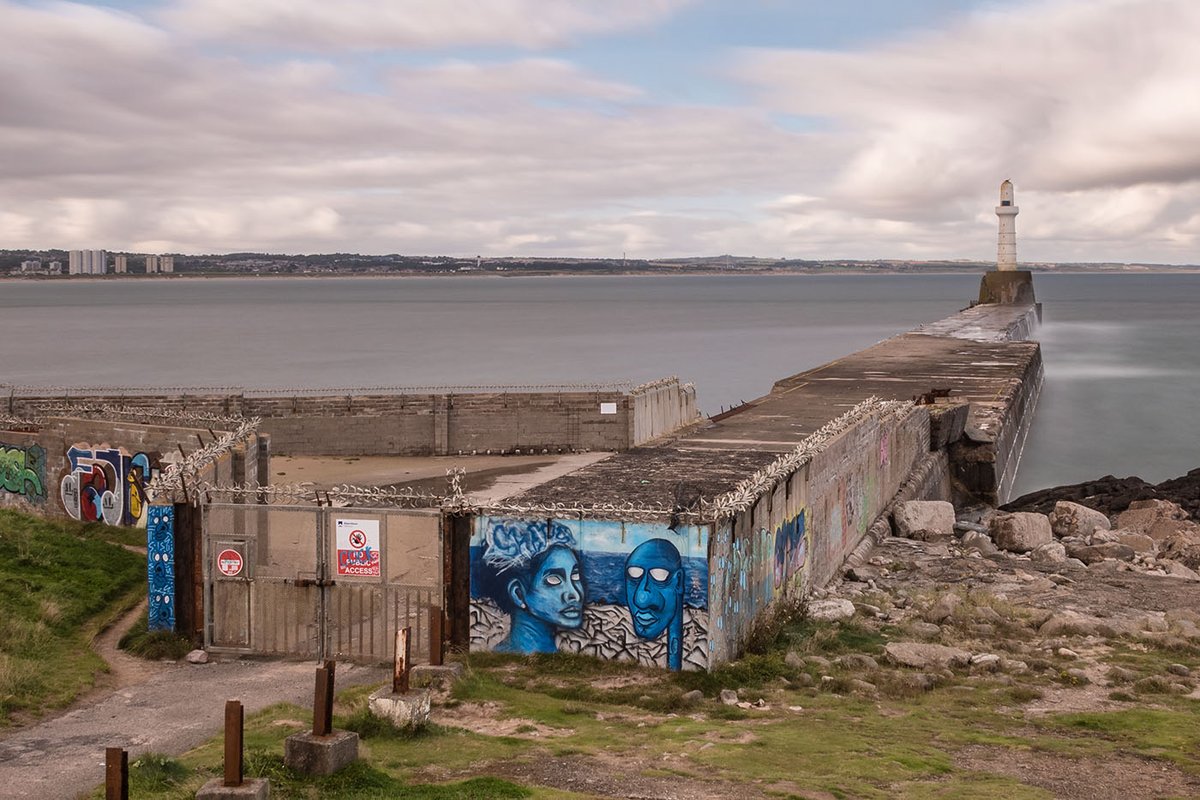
left=883, top=642, right=971, bottom=670
left=1049, top=501, right=1111, bottom=538
left=990, top=512, right=1053, bottom=553
left=893, top=501, right=956, bottom=541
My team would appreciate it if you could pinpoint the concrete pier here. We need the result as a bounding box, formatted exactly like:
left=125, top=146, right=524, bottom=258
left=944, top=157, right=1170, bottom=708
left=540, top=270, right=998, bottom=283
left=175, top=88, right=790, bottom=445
left=511, top=301, right=1041, bottom=510
left=470, top=289, right=1043, bottom=668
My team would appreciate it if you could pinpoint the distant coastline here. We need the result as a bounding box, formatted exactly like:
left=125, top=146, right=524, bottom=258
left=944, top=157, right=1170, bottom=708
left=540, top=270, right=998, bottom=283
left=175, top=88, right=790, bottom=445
left=4, top=264, right=1200, bottom=281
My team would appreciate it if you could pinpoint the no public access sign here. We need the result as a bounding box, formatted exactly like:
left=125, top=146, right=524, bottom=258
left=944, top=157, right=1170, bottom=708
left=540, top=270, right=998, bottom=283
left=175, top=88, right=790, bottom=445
left=217, top=548, right=244, bottom=577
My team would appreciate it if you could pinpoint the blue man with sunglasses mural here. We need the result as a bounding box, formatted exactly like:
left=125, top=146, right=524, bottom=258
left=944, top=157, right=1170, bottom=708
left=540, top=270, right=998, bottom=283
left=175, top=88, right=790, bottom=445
left=624, top=538, right=685, bottom=670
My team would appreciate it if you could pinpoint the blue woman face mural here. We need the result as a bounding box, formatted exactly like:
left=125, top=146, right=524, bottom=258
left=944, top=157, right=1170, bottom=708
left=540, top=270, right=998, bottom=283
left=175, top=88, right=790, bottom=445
left=507, top=545, right=584, bottom=629
left=482, top=519, right=584, bottom=654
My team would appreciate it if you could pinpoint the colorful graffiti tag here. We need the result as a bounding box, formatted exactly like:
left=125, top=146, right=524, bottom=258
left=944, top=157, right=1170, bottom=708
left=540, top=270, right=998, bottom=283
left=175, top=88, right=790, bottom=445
left=469, top=517, right=709, bottom=670
left=147, top=505, right=175, bottom=631
left=773, top=509, right=808, bottom=595
left=0, top=443, right=46, bottom=500
left=60, top=444, right=158, bottom=526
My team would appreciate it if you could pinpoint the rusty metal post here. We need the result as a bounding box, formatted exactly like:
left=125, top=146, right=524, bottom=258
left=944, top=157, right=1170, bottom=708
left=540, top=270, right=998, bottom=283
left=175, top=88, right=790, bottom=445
left=105, top=747, right=128, bottom=800
left=429, top=606, right=444, bottom=667
left=312, top=663, right=333, bottom=736
left=393, top=626, right=411, bottom=694
left=223, top=700, right=244, bottom=787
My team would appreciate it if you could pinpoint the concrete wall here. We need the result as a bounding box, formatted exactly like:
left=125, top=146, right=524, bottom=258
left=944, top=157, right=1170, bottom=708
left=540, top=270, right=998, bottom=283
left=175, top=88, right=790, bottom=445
left=9, top=379, right=699, bottom=456
left=706, top=405, right=930, bottom=664
left=0, top=417, right=260, bottom=526
left=631, top=380, right=699, bottom=445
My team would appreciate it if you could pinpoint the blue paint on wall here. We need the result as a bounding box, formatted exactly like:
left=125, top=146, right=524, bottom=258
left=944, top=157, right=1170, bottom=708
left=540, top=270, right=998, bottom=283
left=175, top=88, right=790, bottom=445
left=147, top=505, right=175, bottom=631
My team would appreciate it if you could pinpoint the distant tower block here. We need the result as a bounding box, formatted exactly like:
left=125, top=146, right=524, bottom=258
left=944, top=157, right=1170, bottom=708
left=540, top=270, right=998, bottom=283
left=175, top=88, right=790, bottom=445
left=996, top=179, right=1019, bottom=271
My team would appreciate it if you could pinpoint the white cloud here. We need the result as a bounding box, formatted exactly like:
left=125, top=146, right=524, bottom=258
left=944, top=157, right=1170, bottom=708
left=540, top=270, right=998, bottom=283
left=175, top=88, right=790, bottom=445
left=733, top=0, right=1200, bottom=261
left=5, top=0, right=1200, bottom=262
left=163, top=0, right=693, bottom=50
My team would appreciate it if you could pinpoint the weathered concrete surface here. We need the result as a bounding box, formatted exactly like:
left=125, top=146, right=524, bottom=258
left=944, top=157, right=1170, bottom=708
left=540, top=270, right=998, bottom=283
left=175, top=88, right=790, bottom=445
left=284, top=730, right=359, bottom=776
left=195, top=778, right=271, bottom=799
left=513, top=302, right=1041, bottom=510
left=0, top=660, right=385, bottom=800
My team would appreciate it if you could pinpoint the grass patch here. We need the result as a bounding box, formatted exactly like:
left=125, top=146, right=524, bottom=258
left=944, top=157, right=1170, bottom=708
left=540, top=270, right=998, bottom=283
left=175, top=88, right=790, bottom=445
left=119, top=612, right=193, bottom=660
left=0, top=509, right=146, bottom=725
left=1043, top=708, right=1200, bottom=771
left=129, top=752, right=190, bottom=792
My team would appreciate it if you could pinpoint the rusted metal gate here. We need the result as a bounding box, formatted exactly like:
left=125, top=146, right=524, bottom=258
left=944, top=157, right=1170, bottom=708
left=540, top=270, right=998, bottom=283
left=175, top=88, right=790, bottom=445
left=202, top=503, right=443, bottom=663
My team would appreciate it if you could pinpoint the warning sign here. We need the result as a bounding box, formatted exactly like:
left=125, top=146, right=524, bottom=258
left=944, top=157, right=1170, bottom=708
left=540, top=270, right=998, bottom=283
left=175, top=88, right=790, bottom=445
left=335, top=518, right=381, bottom=577
left=217, top=548, right=244, bottom=577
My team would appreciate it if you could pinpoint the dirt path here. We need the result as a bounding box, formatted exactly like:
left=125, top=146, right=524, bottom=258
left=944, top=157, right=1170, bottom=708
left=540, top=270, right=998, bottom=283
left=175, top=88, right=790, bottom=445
left=0, top=655, right=386, bottom=799
left=86, top=598, right=164, bottom=695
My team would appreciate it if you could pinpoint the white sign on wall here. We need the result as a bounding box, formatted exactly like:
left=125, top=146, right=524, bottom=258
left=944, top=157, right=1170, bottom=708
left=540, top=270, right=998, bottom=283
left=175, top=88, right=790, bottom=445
left=599, top=402, right=618, bottom=415
left=335, top=518, right=381, bottom=577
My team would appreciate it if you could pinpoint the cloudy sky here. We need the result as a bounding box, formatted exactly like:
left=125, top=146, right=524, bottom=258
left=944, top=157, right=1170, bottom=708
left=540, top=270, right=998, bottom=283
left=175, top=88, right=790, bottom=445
left=3, top=0, right=1199, bottom=262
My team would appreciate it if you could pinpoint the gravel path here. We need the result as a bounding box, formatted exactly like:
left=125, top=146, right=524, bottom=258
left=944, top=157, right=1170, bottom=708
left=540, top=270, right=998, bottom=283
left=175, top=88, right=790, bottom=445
left=0, top=657, right=386, bottom=799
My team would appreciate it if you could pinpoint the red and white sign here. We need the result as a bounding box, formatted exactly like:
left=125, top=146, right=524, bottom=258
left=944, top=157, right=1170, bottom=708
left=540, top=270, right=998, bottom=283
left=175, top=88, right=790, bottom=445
left=335, top=518, right=381, bottom=577
left=217, top=548, right=244, bottom=577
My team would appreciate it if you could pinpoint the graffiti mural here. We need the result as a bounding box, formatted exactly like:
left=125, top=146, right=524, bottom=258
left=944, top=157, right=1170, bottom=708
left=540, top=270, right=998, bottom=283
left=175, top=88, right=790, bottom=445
left=60, top=444, right=158, bottom=526
left=147, top=505, right=175, bottom=631
left=470, top=517, right=709, bottom=670
left=773, top=509, right=808, bottom=596
left=0, top=442, right=46, bottom=501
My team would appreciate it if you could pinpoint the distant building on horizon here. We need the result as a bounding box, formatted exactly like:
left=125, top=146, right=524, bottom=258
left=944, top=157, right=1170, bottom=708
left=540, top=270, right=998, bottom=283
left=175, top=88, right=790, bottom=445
left=68, top=249, right=107, bottom=275
left=114, top=254, right=128, bottom=274
left=144, top=254, right=175, bottom=274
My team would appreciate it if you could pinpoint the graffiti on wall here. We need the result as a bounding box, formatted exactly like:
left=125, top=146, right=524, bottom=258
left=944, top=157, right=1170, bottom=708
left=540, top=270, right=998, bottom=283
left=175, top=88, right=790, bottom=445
left=147, top=505, right=175, bottom=631
left=469, top=517, right=709, bottom=670
left=0, top=443, right=46, bottom=501
left=773, top=508, right=808, bottom=596
left=60, top=444, right=158, bottom=526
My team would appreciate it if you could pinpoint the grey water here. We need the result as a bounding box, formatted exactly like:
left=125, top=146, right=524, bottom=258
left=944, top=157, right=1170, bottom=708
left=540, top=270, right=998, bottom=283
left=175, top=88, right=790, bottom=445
left=1, top=273, right=1197, bottom=496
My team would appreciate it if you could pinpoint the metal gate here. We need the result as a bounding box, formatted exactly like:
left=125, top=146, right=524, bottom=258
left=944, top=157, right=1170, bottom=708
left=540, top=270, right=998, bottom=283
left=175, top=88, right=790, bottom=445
left=202, top=503, right=444, bottom=663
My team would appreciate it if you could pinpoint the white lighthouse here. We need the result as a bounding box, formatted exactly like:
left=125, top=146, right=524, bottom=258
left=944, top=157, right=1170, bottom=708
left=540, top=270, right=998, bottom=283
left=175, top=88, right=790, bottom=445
left=996, top=179, right=1019, bottom=271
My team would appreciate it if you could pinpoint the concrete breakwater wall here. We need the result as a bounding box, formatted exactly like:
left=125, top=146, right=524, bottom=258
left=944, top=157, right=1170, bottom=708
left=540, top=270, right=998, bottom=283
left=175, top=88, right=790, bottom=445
left=468, top=289, right=1043, bottom=669
left=6, top=378, right=698, bottom=457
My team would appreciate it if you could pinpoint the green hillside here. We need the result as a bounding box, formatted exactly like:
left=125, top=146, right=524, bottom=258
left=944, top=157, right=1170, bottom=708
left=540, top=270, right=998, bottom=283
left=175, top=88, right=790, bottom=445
left=0, top=509, right=146, bottom=725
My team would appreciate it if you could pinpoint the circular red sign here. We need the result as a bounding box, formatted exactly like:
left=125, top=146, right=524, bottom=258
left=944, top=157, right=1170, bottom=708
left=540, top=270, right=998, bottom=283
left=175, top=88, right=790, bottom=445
left=347, top=529, right=367, bottom=549
left=217, top=548, right=244, bottom=577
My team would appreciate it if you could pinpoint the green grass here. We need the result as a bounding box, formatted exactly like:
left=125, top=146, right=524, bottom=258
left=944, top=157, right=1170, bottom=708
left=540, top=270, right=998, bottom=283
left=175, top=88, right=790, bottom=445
left=0, top=508, right=146, bottom=724
left=1041, top=707, right=1200, bottom=772
left=88, top=627, right=1200, bottom=799
left=119, top=612, right=194, bottom=660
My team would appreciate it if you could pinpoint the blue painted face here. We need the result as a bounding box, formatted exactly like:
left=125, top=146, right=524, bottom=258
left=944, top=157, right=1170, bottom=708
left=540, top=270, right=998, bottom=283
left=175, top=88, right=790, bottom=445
left=624, top=539, right=683, bottom=640
left=514, top=545, right=584, bottom=629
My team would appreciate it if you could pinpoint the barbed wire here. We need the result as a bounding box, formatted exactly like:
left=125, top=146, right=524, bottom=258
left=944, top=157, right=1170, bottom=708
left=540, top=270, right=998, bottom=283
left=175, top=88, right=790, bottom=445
left=0, top=414, right=41, bottom=432
left=701, top=397, right=914, bottom=519
left=31, top=403, right=249, bottom=428
left=148, top=418, right=262, bottom=501
left=4, top=380, right=645, bottom=397
left=628, top=376, right=688, bottom=395
left=188, top=402, right=912, bottom=523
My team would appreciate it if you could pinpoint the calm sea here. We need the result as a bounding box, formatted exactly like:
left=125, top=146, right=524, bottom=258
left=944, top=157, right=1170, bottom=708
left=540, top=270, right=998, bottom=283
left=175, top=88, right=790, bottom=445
left=2, top=273, right=1196, bottom=496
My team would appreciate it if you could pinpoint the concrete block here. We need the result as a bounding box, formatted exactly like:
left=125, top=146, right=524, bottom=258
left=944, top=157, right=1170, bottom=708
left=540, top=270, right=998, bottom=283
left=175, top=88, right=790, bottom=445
left=928, top=403, right=969, bottom=449
left=978, top=270, right=1036, bottom=305
left=283, top=730, right=359, bottom=776
left=368, top=687, right=431, bottom=730
left=195, top=778, right=270, bottom=799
